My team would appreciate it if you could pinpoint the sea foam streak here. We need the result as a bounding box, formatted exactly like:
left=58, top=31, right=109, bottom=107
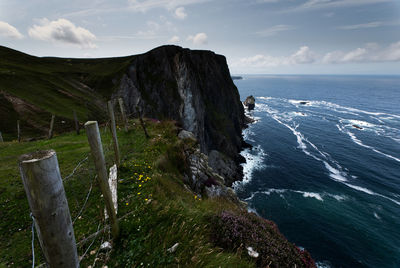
left=258, top=96, right=400, bottom=206
left=336, top=124, right=400, bottom=163
left=245, top=189, right=347, bottom=202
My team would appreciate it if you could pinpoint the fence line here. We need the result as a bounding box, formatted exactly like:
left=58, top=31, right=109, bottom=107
left=72, top=175, right=95, bottom=225
left=63, top=156, right=89, bottom=181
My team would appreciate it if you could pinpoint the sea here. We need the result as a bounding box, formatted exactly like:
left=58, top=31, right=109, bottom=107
left=233, top=75, right=400, bottom=268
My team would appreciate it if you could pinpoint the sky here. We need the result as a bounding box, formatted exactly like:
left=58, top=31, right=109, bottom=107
left=0, top=0, right=400, bottom=74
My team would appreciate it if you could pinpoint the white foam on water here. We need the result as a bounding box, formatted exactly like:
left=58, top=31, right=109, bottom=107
left=338, top=125, right=400, bottom=163
left=324, top=162, right=348, bottom=182
left=245, top=188, right=350, bottom=205
left=234, top=146, right=268, bottom=189
left=288, top=99, right=312, bottom=106
left=258, top=96, right=273, bottom=100
left=330, top=194, right=347, bottom=201
left=343, top=183, right=400, bottom=206
left=263, top=188, right=288, bottom=195
left=298, top=191, right=324, bottom=201
left=347, top=119, right=376, bottom=129
left=373, top=212, right=381, bottom=220
left=316, top=261, right=332, bottom=268
left=344, top=183, right=375, bottom=195
left=287, top=98, right=400, bottom=120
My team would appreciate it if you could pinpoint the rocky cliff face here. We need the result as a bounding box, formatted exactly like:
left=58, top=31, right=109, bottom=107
left=114, top=46, right=246, bottom=185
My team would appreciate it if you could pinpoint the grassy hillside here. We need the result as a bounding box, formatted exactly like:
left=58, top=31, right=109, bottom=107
left=0, top=119, right=253, bottom=267
left=0, top=46, right=133, bottom=140
left=0, top=119, right=314, bottom=267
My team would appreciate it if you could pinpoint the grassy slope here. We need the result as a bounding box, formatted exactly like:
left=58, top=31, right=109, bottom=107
left=0, top=119, right=255, bottom=267
left=0, top=46, right=132, bottom=140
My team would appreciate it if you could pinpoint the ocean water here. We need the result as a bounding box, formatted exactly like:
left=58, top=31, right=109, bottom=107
left=233, top=75, right=400, bottom=268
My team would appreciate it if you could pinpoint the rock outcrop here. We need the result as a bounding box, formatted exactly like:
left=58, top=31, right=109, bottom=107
left=114, top=45, right=246, bottom=185
left=178, top=130, right=244, bottom=205
left=243, top=95, right=255, bottom=111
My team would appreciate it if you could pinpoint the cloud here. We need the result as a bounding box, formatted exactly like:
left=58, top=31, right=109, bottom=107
left=285, top=0, right=391, bottom=12
left=187, top=33, right=208, bottom=45
left=174, top=7, right=187, bottom=19
left=323, top=42, right=400, bottom=63
left=255, top=24, right=294, bottom=37
left=338, top=21, right=383, bottom=30
left=28, top=18, right=96, bottom=48
left=0, top=21, right=23, bottom=39
left=169, top=35, right=180, bottom=43
left=128, top=0, right=210, bottom=12
left=234, top=46, right=317, bottom=67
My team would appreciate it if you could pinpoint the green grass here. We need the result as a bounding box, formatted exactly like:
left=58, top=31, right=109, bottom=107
left=0, top=45, right=133, bottom=139
left=0, top=119, right=256, bottom=267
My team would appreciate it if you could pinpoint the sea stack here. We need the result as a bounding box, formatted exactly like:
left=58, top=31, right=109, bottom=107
left=244, top=95, right=255, bottom=111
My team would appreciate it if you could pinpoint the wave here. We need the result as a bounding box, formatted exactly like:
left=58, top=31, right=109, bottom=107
left=288, top=98, right=400, bottom=119
left=336, top=124, right=400, bottom=163
left=234, top=145, right=268, bottom=190
left=260, top=96, right=400, bottom=121
left=245, top=189, right=347, bottom=203
left=343, top=182, right=400, bottom=206
left=316, top=261, right=333, bottom=268
left=323, top=162, right=347, bottom=182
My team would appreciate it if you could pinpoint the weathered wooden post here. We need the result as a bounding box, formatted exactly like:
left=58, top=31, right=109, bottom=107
left=48, top=114, right=55, bottom=139
left=118, top=98, right=128, bottom=133
left=0, top=131, right=3, bottom=142
left=84, top=121, right=119, bottom=238
left=73, top=110, right=80, bottom=135
left=17, top=120, right=21, bottom=142
left=136, top=106, right=150, bottom=139
left=107, top=100, right=120, bottom=166
left=19, top=150, right=79, bottom=267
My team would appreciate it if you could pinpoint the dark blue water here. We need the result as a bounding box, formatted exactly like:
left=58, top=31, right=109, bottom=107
left=233, top=75, right=400, bottom=268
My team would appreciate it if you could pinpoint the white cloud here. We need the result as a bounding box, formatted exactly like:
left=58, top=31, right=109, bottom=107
left=169, top=35, right=180, bottom=43
left=187, top=32, right=208, bottom=45
left=255, top=24, right=294, bottom=37
left=234, top=46, right=317, bottom=68
left=128, top=0, right=210, bottom=12
left=290, top=46, right=317, bottom=64
left=28, top=18, right=96, bottom=48
left=236, top=41, right=400, bottom=69
left=323, top=42, right=400, bottom=63
left=0, top=21, right=23, bottom=39
left=338, top=21, right=383, bottom=30
left=174, top=7, right=187, bottom=19
left=286, top=0, right=391, bottom=12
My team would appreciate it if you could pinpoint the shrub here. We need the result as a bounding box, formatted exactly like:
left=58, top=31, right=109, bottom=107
left=210, top=210, right=316, bottom=268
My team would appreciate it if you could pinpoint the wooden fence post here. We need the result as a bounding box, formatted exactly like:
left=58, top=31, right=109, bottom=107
left=73, top=110, right=80, bottom=135
left=0, top=131, right=3, bottom=142
left=118, top=98, right=128, bottom=133
left=19, top=150, right=79, bottom=267
left=107, top=101, right=120, bottom=166
left=84, top=121, right=119, bottom=238
left=48, top=114, right=55, bottom=139
left=136, top=106, right=150, bottom=139
left=17, top=120, right=21, bottom=142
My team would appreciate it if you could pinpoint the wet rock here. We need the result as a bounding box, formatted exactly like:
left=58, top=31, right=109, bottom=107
left=243, top=95, right=255, bottom=111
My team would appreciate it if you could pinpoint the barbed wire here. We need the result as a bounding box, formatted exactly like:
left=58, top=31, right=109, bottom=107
left=72, top=175, right=96, bottom=225
left=63, top=156, right=89, bottom=181
left=80, top=221, right=102, bottom=263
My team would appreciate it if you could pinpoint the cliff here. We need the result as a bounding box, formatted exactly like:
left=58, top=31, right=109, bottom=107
left=0, top=45, right=246, bottom=185
left=0, top=45, right=316, bottom=267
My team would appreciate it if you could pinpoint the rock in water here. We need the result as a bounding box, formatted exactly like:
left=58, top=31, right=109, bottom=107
left=244, top=95, right=255, bottom=111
